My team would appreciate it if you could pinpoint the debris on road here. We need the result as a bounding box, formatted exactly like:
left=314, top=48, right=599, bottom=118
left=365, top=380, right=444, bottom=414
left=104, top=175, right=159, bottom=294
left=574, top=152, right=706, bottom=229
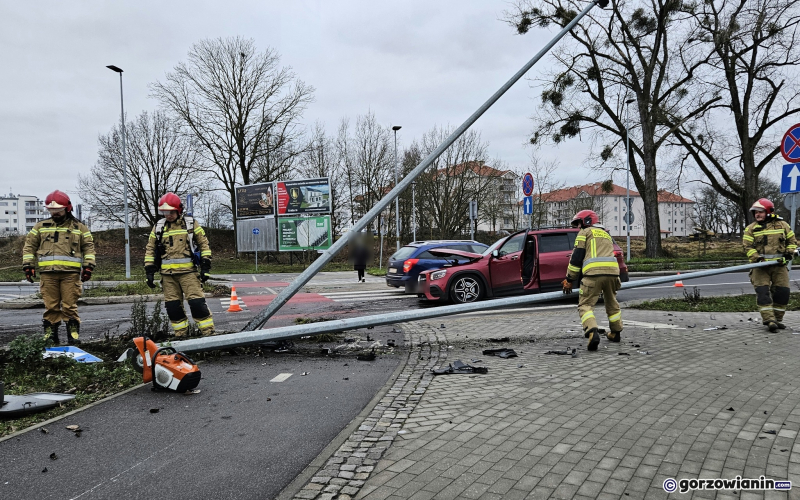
left=544, top=349, right=576, bottom=357
left=432, top=360, right=487, bottom=375
left=488, top=337, right=510, bottom=342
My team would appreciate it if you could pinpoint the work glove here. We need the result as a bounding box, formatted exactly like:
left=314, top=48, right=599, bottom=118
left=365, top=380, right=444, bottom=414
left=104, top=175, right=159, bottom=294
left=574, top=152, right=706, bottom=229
left=199, top=258, right=212, bottom=283
left=144, top=265, right=158, bottom=289
left=23, top=265, right=35, bottom=283
left=784, top=252, right=795, bottom=262
left=756, top=256, right=765, bottom=263
left=562, top=279, right=573, bottom=294
left=80, top=265, right=93, bottom=282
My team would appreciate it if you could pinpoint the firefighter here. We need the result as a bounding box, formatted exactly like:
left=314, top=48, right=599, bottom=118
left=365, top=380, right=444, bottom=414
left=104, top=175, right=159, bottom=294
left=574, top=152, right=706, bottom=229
left=22, top=190, right=95, bottom=344
left=561, top=210, right=622, bottom=351
left=144, top=193, right=214, bottom=337
left=743, top=198, right=797, bottom=332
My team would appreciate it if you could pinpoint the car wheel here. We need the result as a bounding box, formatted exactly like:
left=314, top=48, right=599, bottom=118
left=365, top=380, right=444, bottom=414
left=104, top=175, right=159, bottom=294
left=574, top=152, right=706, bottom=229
left=449, top=275, right=483, bottom=304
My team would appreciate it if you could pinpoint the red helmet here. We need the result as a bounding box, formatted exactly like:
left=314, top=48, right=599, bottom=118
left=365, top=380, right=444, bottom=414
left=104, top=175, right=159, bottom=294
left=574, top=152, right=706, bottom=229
left=158, top=192, right=183, bottom=214
left=44, top=190, right=72, bottom=212
left=571, top=209, right=599, bottom=228
left=750, top=198, right=774, bottom=215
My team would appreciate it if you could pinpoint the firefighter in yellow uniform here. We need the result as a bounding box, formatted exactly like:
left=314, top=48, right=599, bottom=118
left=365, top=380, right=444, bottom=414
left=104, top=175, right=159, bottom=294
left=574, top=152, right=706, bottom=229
left=144, top=193, right=214, bottom=337
left=562, top=210, right=622, bottom=351
left=22, top=190, right=95, bottom=344
left=743, top=198, right=797, bottom=332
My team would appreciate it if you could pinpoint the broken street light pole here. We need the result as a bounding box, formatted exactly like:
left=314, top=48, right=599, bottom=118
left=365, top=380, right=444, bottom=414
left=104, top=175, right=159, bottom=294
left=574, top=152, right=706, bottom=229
left=173, top=260, right=779, bottom=354
left=241, top=0, right=609, bottom=332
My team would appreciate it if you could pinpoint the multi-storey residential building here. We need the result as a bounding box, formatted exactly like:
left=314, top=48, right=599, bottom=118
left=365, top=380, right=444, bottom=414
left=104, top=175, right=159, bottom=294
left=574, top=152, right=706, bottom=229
left=0, top=193, right=46, bottom=236
left=534, top=183, right=695, bottom=237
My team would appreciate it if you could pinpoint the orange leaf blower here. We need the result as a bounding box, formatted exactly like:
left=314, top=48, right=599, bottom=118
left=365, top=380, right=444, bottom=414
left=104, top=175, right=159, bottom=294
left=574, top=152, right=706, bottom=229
left=122, top=336, right=201, bottom=393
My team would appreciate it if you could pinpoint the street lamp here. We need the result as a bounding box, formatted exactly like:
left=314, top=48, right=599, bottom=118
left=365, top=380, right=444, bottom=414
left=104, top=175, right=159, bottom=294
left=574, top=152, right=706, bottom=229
left=392, top=125, right=402, bottom=251
left=107, top=65, right=131, bottom=278
left=412, top=181, right=416, bottom=242
left=625, top=97, right=635, bottom=263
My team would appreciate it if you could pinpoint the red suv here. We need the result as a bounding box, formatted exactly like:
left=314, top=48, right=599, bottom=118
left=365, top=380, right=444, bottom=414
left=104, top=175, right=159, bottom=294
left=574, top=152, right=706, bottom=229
left=417, top=228, right=629, bottom=304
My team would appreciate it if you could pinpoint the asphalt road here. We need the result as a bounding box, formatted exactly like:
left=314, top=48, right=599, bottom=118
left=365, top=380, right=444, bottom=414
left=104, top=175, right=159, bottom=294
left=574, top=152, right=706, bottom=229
left=1, top=342, right=400, bottom=500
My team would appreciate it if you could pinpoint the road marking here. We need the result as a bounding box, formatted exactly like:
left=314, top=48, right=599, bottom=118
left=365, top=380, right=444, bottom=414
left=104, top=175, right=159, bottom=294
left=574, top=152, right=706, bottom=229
left=219, top=298, right=250, bottom=310
left=270, top=373, right=293, bottom=382
left=265, top=287, right=277, bottom=294
left=252, top=275, right=257, bottom=282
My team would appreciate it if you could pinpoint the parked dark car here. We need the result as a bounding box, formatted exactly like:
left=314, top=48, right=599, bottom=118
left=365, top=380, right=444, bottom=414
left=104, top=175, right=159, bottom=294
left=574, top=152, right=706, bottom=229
left=418, top=228, right=629, bottom=304
left=385, top=240, right=489, bottom=293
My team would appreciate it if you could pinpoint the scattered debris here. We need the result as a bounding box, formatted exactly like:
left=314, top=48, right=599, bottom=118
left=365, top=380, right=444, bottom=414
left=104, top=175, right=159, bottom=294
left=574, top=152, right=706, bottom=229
left=687, top=324, right=696, bottom=328
left=637, top=351, right=651, bottom=355
left=440, top=324, right=446, bottom=329
left=357, top=349, right=376, bottom=361
left=184, top=389, right=201, bottom=395
left=301, top=372, right=309, bottom=376
left=619, top=352, right=630, bottom=356
left=43, top=346, right=102, bottom=363
left=344, top=337, right=356, bottom=343
left=488, top=337, right=510, bottom=342
left=763, top=430, right=777, bottom=435
left=482, top=348, right=518, bottom=358
left=432, top=360, right=487, bottom=375
left=65, top=425, right=80, bottom=432
left=545, top=348, right=576, bottom=356
left=387, top=339, right=396, bottom=347
left=726, top=407, right=735, bottom=411
left=726, top=374, right=732, bottom=377
left=703, top=326, right=728, bottom=331
left=42, top=468, right=47, bottom=473
left=150, top=409, right=159, bottom=414
left=40, top=428, right=48, bottom=434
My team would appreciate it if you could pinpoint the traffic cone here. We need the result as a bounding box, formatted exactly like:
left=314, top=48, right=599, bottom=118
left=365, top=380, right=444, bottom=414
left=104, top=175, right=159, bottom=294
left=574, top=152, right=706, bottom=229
left=227, top=286, right=243, bottom=312
left=673, top=272, right=684, bottom=287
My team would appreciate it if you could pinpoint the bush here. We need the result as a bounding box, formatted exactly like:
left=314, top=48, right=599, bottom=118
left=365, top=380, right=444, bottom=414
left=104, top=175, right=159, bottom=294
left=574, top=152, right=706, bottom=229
left=7, top=334, right=47, bottom=369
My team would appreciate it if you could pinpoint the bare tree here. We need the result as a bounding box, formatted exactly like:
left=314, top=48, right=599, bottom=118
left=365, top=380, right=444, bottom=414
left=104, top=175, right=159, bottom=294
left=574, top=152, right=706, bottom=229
left=297, top=122, right=348, bottom=236
left=507, top=0, right=717, bottom=257
left=151, top=37, right=314, bottom=236
left=527, top=154, right=564, bottom=229
left=78, top=110, right=202, bottom=227
left=350, top=112, right=394, bottom=231
left=673, top=0, right=800, bottom=225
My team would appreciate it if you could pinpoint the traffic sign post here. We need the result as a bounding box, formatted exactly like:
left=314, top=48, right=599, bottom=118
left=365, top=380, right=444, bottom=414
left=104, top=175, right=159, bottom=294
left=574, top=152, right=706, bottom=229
left=523, top=196, right=532, bottom=215
left=522, top=173, right=534, bottom=228
left=253, top=227, right=260, bottom=272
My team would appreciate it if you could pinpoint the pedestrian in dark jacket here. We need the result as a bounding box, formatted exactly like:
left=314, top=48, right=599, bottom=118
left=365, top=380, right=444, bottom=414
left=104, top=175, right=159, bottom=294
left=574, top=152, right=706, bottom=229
left=351, top=234, right=370, bottom=283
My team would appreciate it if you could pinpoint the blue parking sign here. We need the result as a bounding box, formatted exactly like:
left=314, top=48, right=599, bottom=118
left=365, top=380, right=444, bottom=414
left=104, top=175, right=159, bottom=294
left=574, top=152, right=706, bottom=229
left=523, top=196, right=533, bottom=215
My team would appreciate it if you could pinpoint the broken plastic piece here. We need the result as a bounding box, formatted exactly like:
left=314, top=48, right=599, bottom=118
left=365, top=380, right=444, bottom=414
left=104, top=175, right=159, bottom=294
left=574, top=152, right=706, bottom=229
left=431, top=360, right=488, bottom=375
left=482, top=348, right=517, bottom=358
left=545, top=349, right=575, bottom=356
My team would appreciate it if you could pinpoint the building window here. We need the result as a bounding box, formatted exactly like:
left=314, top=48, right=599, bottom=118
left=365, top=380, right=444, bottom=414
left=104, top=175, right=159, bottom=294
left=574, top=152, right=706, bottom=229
left=614, top=206, right=618, bottom=212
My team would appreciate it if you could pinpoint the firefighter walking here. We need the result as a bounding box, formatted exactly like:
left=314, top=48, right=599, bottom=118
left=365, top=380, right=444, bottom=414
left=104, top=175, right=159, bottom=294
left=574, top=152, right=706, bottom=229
left=22, top=190, right=95, bottom=344
left=562, top=210, right=622, bottom=351
left=144, top=193, right=214, bottom=337
left=743, top=198, right=797, bottom=332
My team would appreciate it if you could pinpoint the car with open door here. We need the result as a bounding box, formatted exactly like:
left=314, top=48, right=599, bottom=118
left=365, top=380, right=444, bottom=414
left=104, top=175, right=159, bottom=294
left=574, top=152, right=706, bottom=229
left=417, top=228, right=629, bottom=304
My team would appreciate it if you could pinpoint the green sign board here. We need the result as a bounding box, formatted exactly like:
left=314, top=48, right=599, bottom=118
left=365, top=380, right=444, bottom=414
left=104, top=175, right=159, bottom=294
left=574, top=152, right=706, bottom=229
left=278, top=216, right=332, bottom=251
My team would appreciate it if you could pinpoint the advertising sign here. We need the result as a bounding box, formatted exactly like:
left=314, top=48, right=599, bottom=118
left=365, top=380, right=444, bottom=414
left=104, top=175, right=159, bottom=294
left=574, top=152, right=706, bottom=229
left=276, top=178, right=331, bottom=215
left=235, top=217, right=277, bottom=252
left=278, top=216, right=332, bottom=251
left=235, top=182, right=275, bottom=219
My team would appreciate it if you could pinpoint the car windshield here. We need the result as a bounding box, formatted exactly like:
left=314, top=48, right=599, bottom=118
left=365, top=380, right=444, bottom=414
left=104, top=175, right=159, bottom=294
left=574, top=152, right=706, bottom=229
left=482, top=237, right=508, bottom=256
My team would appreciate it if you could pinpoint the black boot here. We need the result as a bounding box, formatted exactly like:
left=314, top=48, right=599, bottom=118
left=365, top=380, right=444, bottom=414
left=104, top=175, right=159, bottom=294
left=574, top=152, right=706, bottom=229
left=767, top=321, right=779, bottom=333
left=43, top=320, right=61, bottom=345
left=587, top=328, right=600, bottom=351
left=607, top=331, right=622, bottom=342
left=66, top=319, right=80, bottom=345
left=776, top=321, right=787, bottom=329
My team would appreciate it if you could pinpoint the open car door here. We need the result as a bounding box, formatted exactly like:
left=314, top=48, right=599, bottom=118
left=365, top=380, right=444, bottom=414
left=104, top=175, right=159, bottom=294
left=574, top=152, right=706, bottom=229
left=521, top=232, right=539, bottom=291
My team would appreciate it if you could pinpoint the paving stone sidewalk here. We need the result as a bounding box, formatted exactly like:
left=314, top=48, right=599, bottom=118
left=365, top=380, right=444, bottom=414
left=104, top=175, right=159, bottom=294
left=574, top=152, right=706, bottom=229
left=288, top=307, right=800, bottom=500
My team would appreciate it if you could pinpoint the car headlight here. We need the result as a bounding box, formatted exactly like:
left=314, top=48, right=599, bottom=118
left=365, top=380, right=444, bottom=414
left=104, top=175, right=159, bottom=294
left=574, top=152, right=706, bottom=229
left=430, top=270, right=447, bottom=281
left=418, top=274, right=427, bottom=282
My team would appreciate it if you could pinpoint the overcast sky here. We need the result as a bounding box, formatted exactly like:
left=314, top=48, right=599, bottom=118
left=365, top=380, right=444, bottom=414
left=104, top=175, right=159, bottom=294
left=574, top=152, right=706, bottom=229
left=1, top=0, right=790, bottom=208
left=0, top=0, right=602, bottom=206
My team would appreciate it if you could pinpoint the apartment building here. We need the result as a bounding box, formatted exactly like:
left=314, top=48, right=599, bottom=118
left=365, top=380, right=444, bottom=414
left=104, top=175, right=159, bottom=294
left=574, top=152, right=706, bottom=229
left=0, top=193, right=46, bottom=235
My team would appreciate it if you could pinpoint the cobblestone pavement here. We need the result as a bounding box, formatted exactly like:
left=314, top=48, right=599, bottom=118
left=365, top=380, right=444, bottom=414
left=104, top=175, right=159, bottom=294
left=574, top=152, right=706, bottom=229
left=288, top=306, right=800, bottom=500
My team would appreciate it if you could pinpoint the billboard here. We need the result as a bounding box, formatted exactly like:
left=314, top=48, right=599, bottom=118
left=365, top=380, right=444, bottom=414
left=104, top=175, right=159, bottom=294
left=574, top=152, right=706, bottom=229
left=276, top=178, right=331, bottom=215
left=235, top=182, right=275, bottom=218
left=235, top=217, right=277, bottom=253
left=278, top=216, right=332, bottom=251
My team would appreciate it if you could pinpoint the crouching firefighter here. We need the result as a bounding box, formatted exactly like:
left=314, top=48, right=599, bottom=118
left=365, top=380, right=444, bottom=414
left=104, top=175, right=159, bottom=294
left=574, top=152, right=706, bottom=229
left=561, top=210, right=622, bottom=351
left=22, top=190, right=95, bottom=345
left=743, top=198, right=797, bottom=332
left=144, top=193, right=214, bottom=337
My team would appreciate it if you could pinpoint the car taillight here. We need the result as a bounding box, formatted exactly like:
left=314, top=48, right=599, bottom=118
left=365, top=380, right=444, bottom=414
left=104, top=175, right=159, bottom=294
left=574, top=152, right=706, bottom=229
left=403, top=258, right=419, bottom=273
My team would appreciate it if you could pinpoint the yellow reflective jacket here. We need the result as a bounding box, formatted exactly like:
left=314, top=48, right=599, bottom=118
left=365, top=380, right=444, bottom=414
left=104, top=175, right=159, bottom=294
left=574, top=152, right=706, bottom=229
left=144, top=216, right=211, bottom=275
left=566, top=226, right=619, bottom=281
left=743, top=217, right=797, bottom=262
left=22, top=216, right=95, bottom=273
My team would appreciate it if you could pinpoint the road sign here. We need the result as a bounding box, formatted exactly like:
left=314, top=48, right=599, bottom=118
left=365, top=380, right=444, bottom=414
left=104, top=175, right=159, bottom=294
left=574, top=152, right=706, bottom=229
left=522, top=173, right=534, bottom=197
left=469, top=200, right=478, bottom=220
left=523, top=196, right=532, bottom=215
left=782, top=123, right=800, bottom=163
left=252, top=228, right=260, bottom=235
left=623, top=211, right=635, bottom=225
left=781, top=164, right=800, bottom=193
left=785, top=193, right=799, bottom=211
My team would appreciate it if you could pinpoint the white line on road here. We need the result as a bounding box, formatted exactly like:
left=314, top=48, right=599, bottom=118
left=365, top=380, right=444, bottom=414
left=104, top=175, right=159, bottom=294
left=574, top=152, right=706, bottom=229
left=252, top=275, right=257, bottom=282
left=265, top=287, right=277, bottom=294
left=270, top=373, right=293, bottom=382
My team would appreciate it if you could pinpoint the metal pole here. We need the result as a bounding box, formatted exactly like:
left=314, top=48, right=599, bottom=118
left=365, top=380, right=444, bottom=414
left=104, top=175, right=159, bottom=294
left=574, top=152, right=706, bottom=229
left=242, top=0, right=607, bottom=332
left=412, top=182, right=416, bottom=242
left=118, top=73, right=131, bottom=279
left=255, top=237, right=258, bottom=273
left=393, top=126, right=401, bottom=251
left=625, top=103, right=631, bottom=263
left=379, top=216, right=384, bottom=270
left=791, top=193, right=796, bottom=271
left=173, top=260, right=780, bottom=353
